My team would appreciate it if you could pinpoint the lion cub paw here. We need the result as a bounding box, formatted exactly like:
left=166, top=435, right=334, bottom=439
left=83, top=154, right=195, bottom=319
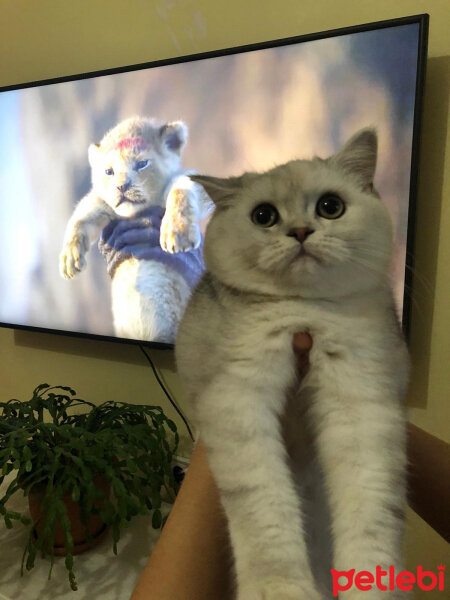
left=160, top=213, right=201, bottom=254
left=59, top=235, right=88, bottom=279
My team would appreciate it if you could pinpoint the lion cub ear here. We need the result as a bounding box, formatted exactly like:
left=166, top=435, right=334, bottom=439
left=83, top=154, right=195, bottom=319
left=88, top=143, right=101, bottom=167
left=159, top=121, right=188, bottom=154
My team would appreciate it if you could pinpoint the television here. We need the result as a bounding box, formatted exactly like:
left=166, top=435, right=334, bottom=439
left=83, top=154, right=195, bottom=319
left=0, top=14, right=428, bottom=348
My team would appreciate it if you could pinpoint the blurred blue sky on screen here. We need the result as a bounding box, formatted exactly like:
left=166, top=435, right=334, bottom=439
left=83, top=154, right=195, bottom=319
left=0, top=91, right=38, bottom=323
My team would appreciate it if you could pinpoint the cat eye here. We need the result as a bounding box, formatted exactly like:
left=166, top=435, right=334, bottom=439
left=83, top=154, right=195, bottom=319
left=105, top=168, right=114, bottom=176
left=316, top=194, right=345, bottom=219
left=251, top=203, right=279, bottom=228
left=136, top=160, right=150, bottom=171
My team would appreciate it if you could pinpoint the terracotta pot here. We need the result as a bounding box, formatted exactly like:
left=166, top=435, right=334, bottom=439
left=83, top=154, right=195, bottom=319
left=27, top=476, right=110, bottom=556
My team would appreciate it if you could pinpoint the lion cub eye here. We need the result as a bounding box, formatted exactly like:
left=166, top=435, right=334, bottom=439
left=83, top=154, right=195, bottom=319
left=251, top=203, right=279, bottom=228
left=136, top=160, right=150, bottom=171
left=105, top=168, right=114, bottom=176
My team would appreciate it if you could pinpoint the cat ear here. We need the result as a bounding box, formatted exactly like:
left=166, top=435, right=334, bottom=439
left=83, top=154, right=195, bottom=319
left=189, top=175, right=243, bottom=205
left=88, top=143, right=101, bottom=167
left=159, top=121, right=188, bottom=154
left=331, top=128, right=378, bottom=191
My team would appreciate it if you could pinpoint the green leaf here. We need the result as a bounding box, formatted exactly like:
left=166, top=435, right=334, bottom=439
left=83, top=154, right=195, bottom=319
left=69, top=569, right=78, bottom=591
left=126, top=459, right=137, bottom=473
left=65, top=554, right=74, bottom=571
left=34, top=383, right=50, bottom=393
left=58, top=386, right=76, bottom=395
left=71, top=486, right=80, bottom=502
left=167, top=419, right=177, bottom=432
left=151, top=509, right=162, bottom=529
left=26, top=544, right=37, bottom=570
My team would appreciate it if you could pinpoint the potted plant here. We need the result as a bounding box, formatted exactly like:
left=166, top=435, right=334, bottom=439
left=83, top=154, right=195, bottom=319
left=0, top=383, right=180, bottom=591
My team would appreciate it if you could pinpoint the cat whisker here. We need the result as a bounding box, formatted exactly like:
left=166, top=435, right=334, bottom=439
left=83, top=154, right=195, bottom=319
left=353, top=243, right=435, bottom=297
left=346, top=255, right=386, bottom=279
left=402, top=262, right=435, bottom=296
left=402, top=284, right=428, bottom=326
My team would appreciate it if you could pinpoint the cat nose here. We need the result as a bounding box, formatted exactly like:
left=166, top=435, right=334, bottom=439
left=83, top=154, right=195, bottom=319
left=117, top=180, right=131, bottom=193
left=288, top=227, right=315, bottom=243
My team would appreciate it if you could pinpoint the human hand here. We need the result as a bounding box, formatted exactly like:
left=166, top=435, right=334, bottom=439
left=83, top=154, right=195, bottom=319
left=293, top=332, right=313, bottom=378
left=98, top=205, right=206, bottom=286
left=98, top=206, right=165, bottom=276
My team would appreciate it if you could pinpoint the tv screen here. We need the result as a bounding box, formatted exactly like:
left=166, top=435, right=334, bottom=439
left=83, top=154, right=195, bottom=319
left=0, top=14, right=428, bottom=348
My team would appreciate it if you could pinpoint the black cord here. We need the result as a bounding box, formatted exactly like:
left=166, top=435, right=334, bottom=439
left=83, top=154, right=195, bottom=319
left=140, top=345, right=194, bottom=442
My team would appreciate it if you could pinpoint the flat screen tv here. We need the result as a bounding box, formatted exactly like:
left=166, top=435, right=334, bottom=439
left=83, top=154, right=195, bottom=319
left=0, top=14, right=428, bottom=348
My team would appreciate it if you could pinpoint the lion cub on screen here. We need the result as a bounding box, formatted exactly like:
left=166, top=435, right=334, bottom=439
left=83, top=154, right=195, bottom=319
left=59, top=117, right=211, bottom=343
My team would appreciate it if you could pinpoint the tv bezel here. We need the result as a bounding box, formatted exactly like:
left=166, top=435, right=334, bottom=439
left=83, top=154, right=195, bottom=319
left=0, top=13, right=429, bottom=349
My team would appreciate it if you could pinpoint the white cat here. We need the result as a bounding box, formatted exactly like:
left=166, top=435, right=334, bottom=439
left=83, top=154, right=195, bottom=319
left=176, top=129, right=410, bottom=599
left=59, top=117, right=211, bottom=343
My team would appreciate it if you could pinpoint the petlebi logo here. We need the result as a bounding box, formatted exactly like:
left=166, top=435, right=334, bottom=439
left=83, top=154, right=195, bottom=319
left=331, top=564, right=445, bottom=596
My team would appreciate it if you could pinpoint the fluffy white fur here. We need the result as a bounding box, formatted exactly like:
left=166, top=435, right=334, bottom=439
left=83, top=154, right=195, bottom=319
left=176, top=129, right=410, bottom=599
left=59, top=116, right=211, bottom=343
left=111, top=258, right=191, bottom=342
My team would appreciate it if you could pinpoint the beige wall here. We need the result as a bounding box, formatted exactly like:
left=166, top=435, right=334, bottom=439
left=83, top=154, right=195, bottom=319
left=1, top=0, right=448, bottom=591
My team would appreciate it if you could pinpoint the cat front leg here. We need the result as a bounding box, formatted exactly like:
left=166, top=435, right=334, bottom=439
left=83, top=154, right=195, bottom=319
left=160, top=175, right=203, bottom=253
left=309, top=351, right=408, bottom=599
left=60, top=192, right=113, bottom=279
left=196, top=373, right=321, bottom=600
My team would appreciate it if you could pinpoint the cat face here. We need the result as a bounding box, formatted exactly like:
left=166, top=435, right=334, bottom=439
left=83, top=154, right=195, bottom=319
left=193, top=129, right=393, bottom=299
left=89, top=117, right=187, bottom=218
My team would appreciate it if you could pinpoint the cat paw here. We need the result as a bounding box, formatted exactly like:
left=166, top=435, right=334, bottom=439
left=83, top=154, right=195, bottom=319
left=159, top=214, right=201, bottom=253
left=59, top=235, right=88, bottom=279
left=238, top=578, right=321, bottom=600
